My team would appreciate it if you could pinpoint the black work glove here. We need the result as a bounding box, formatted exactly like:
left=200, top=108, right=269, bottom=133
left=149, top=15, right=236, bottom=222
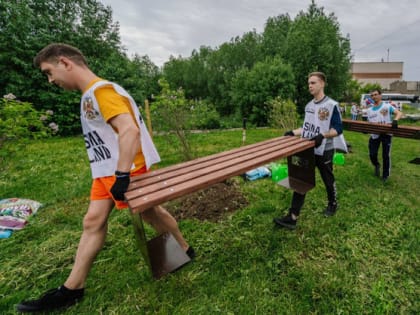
left=392, top=120, right=398, bottom=129
left=110, top=172, right=130, bottom=201
left=310, top=134, right=324, bottom=148
left=284, top=130, right=295, bottom=136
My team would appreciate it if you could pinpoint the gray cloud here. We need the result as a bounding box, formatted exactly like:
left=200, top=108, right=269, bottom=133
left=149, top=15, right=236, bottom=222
left=100, top=0, right=420, bottom=80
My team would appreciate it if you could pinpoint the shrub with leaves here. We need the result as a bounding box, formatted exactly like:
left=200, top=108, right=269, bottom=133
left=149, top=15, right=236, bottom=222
left=189, top=100, right=221, bottom=130
left=0, top=94, right=58, bottom=148
left=267, top=97, right=299, bottom=131
left=150, top=79, right=195, bottom=161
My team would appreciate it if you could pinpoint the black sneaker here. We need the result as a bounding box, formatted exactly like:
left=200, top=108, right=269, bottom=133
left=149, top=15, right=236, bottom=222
left=16, top=285, right=84, bottom=313
left=324, top=203, right=338, bottom=217
left=186, top=246, right=196, bottom=259
left=273, top=214, right=297, bottom=230
left=374, top=164, right=380, bottom=177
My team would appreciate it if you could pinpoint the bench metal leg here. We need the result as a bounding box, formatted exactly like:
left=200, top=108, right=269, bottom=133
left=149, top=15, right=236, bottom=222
left=277, top=147, right=316, bottom=194
left=131, top=211, right=152, bottom=270
left=130, top=210, right=191, bottom=279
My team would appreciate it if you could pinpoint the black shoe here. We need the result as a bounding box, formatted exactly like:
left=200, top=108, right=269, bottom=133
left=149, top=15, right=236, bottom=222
left=382, top=177, right=389, bottom=184
left=16, top=285, right=84, bottom=313
left=324, top=203, right=338, bottom=217
left=273, top=214, right=297, bottom=230
left=186, top=246, right=196, bottom=259
left=374, top=164, right=380, bottom=177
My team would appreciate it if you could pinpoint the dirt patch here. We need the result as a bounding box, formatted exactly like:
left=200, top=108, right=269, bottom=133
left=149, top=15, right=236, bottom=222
left=164, top=178, right=248, bottom=222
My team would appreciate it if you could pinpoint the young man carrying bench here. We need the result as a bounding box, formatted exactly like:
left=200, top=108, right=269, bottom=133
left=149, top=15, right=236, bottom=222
left=17, top=43, right=195, bottom=313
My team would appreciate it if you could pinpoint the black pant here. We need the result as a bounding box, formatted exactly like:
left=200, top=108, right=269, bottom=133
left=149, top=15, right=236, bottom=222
left=369, top=135, right=392, bottom=179
left=290, top=149, right=336, bottom=216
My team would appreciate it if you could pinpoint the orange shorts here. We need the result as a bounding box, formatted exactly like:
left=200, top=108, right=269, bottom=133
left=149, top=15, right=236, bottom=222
left=90, top=166, right=147, bottom=210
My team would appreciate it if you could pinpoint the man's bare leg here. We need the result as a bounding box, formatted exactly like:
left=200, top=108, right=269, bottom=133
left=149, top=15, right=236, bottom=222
left=64, top=199, right=114, bottom=289
left=141, top=205, right=189, bottom=251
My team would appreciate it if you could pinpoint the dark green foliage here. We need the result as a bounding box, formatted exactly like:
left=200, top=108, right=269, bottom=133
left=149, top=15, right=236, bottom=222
left=230, top=56, right=295, bottom=125
left=267, top=97, right=299, bottom=131
left=2, top=0, right=353, bottom=133
left=0, top=0, right=160, bottom=136
left=283, top=1, right=351, bottom=113
left=162, top=1, right=351, bottom=122
left=151, top=78, right=195, bottom=161
left=261, top=14, right=292, bottom=58
left=0, top=97, right=56, bottom=148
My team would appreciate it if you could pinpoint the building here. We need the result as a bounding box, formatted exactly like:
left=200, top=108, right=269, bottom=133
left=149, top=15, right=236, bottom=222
left=389, top=81, right=420, bottom=94
left=351, top=62, right=403, bottom=90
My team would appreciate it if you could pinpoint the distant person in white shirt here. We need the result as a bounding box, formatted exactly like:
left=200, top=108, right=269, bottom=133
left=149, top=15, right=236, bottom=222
left=351, top=103, right=358, bottom=120
left=367, top=89, right=402, bottom=183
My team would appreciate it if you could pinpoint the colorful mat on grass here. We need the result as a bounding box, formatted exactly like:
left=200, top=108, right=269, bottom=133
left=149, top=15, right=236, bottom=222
left=0, top=198, right=42, bottom=232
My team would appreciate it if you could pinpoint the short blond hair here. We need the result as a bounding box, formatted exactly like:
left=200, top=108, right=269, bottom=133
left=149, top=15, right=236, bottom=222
left=308, top=71, right=326, bottom=83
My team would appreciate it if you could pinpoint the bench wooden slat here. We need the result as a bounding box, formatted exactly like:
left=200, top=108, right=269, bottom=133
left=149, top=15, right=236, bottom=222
left=342, top=119, right=420, bottom=139
left=126, top=137, right=314, bottom=213
left=126, top=138, right=308, bottom=200
left=129, top=136, right=297, bottom=184
left=129, top=136, right=304, bottom=187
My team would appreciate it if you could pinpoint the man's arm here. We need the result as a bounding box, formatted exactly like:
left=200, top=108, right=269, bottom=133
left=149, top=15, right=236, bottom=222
left=393, top=108, right=403, bottom=121
left=289, top=127, right=303, bottom=136
left=323, top=106, right=342, bottom=138
left=109, top=113, right=141, bottom=172
left=391, top=107, right=403, bottom=128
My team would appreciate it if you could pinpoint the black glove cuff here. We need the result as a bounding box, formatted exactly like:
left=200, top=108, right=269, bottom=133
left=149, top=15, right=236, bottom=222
left=115, top=170, right=130, bottom=177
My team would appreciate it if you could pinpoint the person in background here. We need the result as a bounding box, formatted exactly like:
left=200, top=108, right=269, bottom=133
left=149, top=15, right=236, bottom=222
left=366, top=89, right=402, bottom=183
left=273, top=72, right=347, bottom=230
left=17, top=43, right=195, bottom=313
left=351, top=102, right=358, bottom=120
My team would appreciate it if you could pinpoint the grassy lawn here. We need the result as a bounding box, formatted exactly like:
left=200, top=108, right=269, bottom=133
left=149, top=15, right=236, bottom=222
left=0, top=128, right=419, bottom=314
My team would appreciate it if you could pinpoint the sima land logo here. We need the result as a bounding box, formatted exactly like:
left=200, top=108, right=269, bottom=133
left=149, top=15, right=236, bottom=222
left=317, top=107, right=330, bottom=121
left=83, top=97, right=99, bottom=120
left=380, top=108, right=389, bottom=116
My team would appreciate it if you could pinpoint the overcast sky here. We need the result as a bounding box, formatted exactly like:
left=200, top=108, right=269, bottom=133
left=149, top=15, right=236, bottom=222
left=99, top=0, right=420, bottom=81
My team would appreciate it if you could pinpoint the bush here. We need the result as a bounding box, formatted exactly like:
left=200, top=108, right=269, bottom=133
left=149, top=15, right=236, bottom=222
left=151, top=79, right=195, bottom=161
left=0, top=94, right=58, bottom=148
left=267, top=97, right=299, bottom=131
left=190, top=100, right=221, bottom=130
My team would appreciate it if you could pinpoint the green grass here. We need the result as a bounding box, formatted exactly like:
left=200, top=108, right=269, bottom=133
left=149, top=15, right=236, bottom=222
left=0, top=128, right=419, bottom=314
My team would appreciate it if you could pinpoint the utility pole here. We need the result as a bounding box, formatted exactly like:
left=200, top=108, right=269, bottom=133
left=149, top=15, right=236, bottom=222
left=387, top=48, right=389, bottom=62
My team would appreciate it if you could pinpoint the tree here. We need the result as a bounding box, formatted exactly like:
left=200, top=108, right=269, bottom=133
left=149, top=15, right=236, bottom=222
left=230, top=56, right=295, bottom=125
left=162, top=55, right=189, bottom=93
left=151, top=79, right=195, bottom=161
left=162, top=2, right=352, bottom=122
left=360, top=82, right=383, bottom=95
left=163, top=31, right=264, bottom=117
left=283, top=1, right=351, bottom=113
left=261, top=14, right=292, bottom=58
left=342, top=79, right=363, bottom=104
left=0, top=0, right=154, bottom=135
left=121, top=54, right=160, bottom=106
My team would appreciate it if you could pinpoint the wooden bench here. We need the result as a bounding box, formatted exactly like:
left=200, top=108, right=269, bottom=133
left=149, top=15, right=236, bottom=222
left=342, top=119, right=420, bottom=139
left=125, top=136, right=316, bottom=279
